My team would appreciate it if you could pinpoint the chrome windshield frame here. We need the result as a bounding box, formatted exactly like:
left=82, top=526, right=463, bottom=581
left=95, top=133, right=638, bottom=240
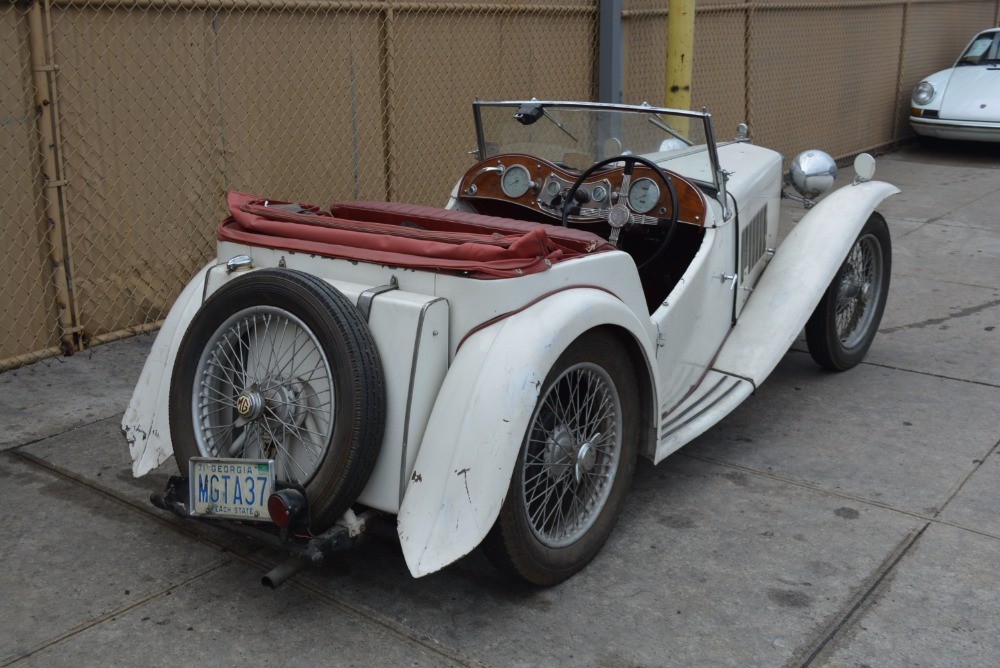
left=472, top=99, right=725, bottom=197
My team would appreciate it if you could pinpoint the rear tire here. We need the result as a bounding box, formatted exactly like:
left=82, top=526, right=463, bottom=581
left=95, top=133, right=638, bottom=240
left=483, top=330, right=639, bottom=585
left=805, top=213, right=891, bottom=371
left=169, top=269, right=385, bottom=530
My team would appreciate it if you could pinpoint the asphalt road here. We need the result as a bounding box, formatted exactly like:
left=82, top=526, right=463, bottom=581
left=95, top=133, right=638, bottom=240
left=2, top=141, right=998, bottom=667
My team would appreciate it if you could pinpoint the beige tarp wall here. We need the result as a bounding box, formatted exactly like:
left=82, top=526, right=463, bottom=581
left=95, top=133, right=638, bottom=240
left=2, top=0, right=997, bottom=369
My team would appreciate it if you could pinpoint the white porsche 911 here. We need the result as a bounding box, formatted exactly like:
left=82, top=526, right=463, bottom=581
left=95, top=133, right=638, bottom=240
left=910, top=27, right=1000, bottom=142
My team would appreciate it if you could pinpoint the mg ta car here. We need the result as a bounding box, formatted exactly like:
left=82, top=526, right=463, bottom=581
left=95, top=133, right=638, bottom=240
left=123, top=100, right=898, bottom=586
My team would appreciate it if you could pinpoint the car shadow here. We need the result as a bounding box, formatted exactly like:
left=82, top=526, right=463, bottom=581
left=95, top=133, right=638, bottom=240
left=898, top=137, right=1000, bottom=166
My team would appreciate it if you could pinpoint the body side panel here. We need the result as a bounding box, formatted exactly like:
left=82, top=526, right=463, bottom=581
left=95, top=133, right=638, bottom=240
left=651, top=222, right=734, bottom=417
left=356, top=294, right=449, bottom=512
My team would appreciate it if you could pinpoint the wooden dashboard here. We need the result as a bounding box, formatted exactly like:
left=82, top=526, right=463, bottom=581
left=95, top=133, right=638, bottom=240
left=457, top=152, right=708, bottom=228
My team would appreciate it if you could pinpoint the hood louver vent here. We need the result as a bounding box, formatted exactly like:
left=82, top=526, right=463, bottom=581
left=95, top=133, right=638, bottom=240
left=741, top=205, right=768, bottom=276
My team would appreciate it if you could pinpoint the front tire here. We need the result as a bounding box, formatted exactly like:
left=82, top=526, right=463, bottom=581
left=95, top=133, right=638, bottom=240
left=168, top=269, right=385, bottom=530
left=483, top=330, right=639, bottom=585
left=805, top=213, right=891, bottom=371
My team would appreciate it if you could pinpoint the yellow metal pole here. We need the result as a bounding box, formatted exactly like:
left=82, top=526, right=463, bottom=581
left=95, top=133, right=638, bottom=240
left=664, top=0, right=695, bottom=134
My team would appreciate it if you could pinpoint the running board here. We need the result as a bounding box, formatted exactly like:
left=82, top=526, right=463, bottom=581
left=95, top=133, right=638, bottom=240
left=655, top=371, right=754, bottom=463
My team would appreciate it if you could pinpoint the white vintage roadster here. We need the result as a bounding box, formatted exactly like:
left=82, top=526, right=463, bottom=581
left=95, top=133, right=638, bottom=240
left=123, top=100, right=898, bottom=587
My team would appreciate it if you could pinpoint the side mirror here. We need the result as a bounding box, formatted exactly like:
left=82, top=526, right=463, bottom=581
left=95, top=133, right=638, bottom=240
left=788, top=150, right=837, bottom=199
left=853, top=153, right=876, bottom=183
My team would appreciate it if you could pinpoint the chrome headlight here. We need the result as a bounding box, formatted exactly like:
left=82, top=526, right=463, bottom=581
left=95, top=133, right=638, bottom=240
left=912, top=81, right=935, bottom=106
left=789, top=150, right=837, bottom=199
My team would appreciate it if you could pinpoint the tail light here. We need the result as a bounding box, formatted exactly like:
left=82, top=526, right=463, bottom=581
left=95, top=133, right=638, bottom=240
left=267, top=489, right=307, bottom=528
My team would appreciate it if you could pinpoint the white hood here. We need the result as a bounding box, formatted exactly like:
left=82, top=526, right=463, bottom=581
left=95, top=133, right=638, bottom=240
left=940, top=66, right=1000, bottom=122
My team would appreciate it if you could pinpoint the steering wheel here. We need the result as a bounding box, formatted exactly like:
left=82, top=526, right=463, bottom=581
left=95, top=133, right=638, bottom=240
left=561, top=154, right=680, bottom=271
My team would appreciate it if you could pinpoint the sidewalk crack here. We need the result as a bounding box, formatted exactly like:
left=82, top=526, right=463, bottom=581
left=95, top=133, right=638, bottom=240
left=792, top=523, right=929, bottom=668
left=0, top=561, right=230, bottom=667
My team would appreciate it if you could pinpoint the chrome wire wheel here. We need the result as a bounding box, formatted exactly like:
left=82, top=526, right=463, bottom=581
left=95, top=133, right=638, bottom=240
left=484, top=330, right=638, bottom=585
left=521, top=362, right=622, bottom=548
left=192, top=305, right=335, bottom=486
left=834, top=233, right=885, bottom=349
left=805, top=213, right=892, bottom=372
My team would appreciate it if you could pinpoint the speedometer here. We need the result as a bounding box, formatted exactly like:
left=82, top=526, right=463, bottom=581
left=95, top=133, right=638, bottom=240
left=627, top=178, right=660, bottom=214
left=501, top=164, right=532, bottom=198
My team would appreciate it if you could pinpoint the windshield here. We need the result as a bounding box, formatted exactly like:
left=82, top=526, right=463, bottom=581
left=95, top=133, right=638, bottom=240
left=957, top=31, right=999, bottom=66
left=474, top=101, right=720, bottom=190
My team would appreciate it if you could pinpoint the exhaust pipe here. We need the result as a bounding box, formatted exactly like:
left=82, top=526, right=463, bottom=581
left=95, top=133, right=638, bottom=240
left=261, top=557, right=307, bottom=589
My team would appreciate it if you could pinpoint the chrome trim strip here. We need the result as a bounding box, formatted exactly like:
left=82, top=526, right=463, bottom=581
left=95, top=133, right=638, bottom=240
left=201, top=261, right=228, bottom=304
left=711, top=368, right=757, bottom=391
left=356, top=276, right=398, bottom=322
left=474, top=99, right=711, bottom=121
left=399, top=297, right=447, bottom=506
left=910, top=116, right=1000, bottom=129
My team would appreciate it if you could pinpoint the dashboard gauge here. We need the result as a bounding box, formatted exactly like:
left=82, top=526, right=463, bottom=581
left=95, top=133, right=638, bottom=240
left=501, top=164, right=532, bottom=198
left=591, top=185, right=608, bottom=202
left=546, top=179, right=562, bottom=196
left=628, top=178, right=660, bottom=214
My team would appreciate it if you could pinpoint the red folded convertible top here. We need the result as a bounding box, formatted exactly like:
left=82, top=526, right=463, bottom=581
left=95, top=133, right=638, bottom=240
left=218, top=191, right=614, bottom=279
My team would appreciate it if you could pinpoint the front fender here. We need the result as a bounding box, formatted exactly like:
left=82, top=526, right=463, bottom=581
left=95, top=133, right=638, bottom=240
left=396, top=288, right=657, bottom=578
left=714, top=180, right=899, bottom=383
left=121, top=263, right=214, bottom=476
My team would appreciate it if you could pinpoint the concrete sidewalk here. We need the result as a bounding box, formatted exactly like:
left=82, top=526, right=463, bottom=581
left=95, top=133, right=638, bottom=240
left=1, top=142, right=998, bottom=667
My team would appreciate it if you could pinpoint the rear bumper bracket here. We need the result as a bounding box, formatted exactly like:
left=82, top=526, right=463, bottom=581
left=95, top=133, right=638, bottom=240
left=151, top=475, right=364, bottom=586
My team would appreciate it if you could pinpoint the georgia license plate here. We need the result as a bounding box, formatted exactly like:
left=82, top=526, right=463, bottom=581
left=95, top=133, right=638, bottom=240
left=189, top=458, right=275, bottom=522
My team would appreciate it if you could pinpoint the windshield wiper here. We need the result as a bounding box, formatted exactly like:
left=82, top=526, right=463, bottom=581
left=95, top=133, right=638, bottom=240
left=543, top=109, right=578, bottom=142
left=513, top=103, right=578, bottom=142
left=649, top=114, right=693, bottom=146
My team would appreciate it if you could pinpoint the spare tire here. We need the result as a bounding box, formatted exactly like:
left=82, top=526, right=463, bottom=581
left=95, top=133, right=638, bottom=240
left=168, top=269, right=385, bottom=530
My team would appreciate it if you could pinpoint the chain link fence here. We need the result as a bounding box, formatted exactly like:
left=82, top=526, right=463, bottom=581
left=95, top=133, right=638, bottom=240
left=623, top=0, right=1000, bottom=157
left=2, top=4, right=62, bottom=368
left=2, top=0, right=997, bottom=370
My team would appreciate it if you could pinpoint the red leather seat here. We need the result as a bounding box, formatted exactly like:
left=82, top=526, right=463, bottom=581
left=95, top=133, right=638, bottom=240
left=327, top=201, right=612, bottom=255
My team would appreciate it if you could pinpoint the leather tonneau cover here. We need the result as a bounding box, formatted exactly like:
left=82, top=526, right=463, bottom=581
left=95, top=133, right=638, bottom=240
left=218, top=191, right=614, bottom=279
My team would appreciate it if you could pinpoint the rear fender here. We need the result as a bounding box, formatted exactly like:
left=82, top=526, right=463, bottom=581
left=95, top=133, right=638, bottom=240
left=122, top=263, right=222, bottom=476
left=714, top=180, right=899, bottom=383
left=396, top=288, right=657, bottom=578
